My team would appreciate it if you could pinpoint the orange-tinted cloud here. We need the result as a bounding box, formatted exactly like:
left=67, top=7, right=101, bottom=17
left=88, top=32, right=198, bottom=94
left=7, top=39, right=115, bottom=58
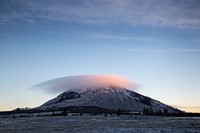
left=32, top=74, right=136, bottom=94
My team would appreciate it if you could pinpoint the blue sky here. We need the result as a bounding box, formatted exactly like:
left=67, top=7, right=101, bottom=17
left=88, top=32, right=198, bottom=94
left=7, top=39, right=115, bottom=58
left=0, top=0, right=200, bottom=112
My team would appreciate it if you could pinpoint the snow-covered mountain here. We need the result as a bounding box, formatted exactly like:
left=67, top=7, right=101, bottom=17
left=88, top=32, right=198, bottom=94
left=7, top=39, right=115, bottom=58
left=40, top=86, right=180, bottom=113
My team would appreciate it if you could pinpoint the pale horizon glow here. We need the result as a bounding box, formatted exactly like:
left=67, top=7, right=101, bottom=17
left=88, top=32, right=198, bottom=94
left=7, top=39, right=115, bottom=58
left=172, top=105, right=200, bottom=113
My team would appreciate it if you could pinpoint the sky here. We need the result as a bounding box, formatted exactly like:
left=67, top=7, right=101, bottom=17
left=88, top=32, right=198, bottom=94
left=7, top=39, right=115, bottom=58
left=0, top=0, right=200, bottom=112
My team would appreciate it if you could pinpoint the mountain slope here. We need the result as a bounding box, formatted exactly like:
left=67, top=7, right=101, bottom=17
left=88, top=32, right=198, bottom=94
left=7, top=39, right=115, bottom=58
left=40, top=86, right=180, bottom=113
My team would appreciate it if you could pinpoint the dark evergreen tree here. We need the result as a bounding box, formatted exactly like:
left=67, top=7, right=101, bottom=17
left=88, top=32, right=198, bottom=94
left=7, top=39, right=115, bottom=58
left=149, top=107, right=153, bottom=115
left=164, top=108, right=168, bottom=115
left=52, top=111, right=55, bottom=116
left=80, top=112, right=83, bottom=116
left=63, top=108, right=68, bottom=116
left=143, top=107, right=147, bottom=115
left=158, top=109, right=163, bottom=116
left=116, top=108, right=123, bottom=116
left=155, top=109, right=159, bottom=115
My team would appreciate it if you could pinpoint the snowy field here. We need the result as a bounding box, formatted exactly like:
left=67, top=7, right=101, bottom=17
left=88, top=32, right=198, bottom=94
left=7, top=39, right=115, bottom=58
left=0, top=115, right=200, bottom=133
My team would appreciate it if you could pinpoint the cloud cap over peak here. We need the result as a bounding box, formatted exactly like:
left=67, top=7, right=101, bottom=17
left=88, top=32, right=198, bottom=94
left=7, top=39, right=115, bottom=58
left=32, top=74, right=136, bottom=94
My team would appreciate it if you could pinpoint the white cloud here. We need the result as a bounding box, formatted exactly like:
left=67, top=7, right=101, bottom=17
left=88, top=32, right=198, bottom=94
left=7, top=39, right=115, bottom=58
left=103, top=47, right=200, bottom=53
left=1, top=0, right=200, bottom=28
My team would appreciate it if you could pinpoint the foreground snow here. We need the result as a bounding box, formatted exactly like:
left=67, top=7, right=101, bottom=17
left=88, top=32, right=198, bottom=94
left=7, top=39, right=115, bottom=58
left=0, top=115, right=200, bottom=133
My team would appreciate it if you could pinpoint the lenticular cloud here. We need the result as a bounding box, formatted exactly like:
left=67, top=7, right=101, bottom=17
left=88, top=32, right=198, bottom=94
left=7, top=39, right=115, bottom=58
left=32, top=74, right=136, bottom=94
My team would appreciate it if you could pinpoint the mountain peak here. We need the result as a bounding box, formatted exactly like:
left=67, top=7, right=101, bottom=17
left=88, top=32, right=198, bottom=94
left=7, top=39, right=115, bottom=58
left=41, top=86, right=181, bottom=114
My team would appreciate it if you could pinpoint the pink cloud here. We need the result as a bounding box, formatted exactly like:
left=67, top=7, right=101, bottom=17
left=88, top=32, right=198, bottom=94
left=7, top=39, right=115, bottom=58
left=32, top=74, right=136, bottom=94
